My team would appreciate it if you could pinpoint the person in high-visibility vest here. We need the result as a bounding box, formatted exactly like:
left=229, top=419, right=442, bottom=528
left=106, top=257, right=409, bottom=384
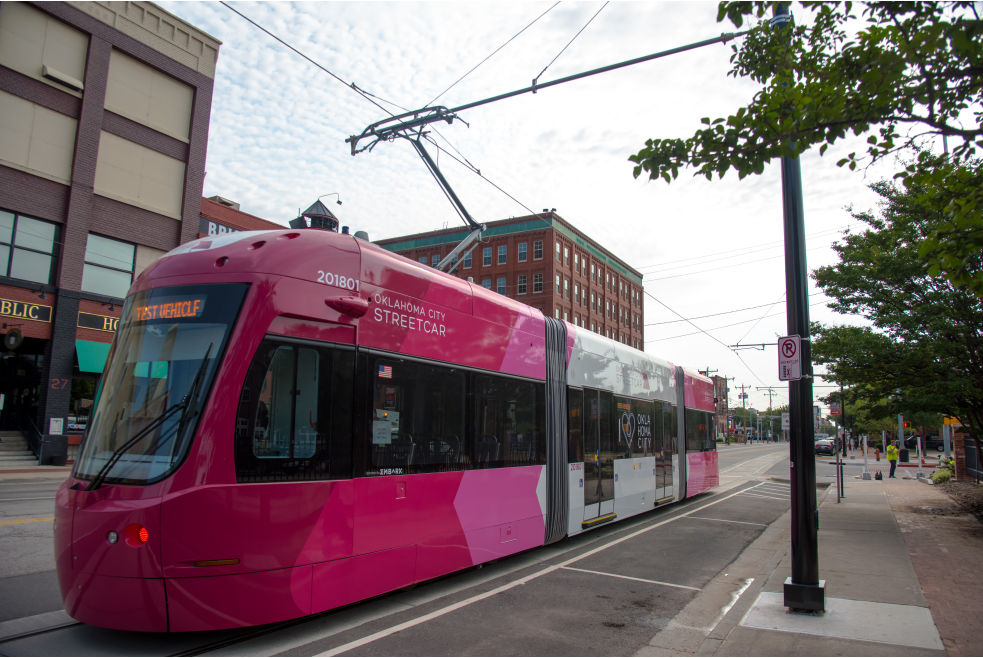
left=886, top=440, right=899, bottom=478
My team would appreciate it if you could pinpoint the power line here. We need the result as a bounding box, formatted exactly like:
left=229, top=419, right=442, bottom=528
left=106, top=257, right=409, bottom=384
left=645, top=291, right=826, bottom=326
left=533, top=2, right=608, bottom=84
left=644, top=242, right=838, bottom=282
left=219, top=2, right=394, bottom=117
left=427, top=2, right=560, bottom=107
left=737, top=292, right=785, bottom=345
left=637, top=225, right=850, bottom=274
left=650, top=300, right=828, bottom=342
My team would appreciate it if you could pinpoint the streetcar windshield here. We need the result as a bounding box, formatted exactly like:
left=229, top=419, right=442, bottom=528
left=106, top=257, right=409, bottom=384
left=75, top=283, right=248, bottom=485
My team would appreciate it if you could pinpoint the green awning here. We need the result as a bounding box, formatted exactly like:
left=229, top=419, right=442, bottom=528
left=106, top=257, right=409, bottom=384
left=76, top=340, right=111, bottom=373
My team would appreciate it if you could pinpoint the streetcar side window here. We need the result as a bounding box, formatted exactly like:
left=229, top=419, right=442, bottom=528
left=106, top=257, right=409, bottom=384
left=235, top=338, right=355, bottom=483
left=684, top=408, right=714, bottom=452
left=473, top=374, right=546, bottom=469
left=367, top=357, right=467, bottom=474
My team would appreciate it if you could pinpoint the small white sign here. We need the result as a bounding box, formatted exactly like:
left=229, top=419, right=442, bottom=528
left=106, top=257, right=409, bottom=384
left=48, top=417, right=64, bottom=435
left=782, top=412, right=790, bottom=431
left=778, top=335, right=802, bottom=381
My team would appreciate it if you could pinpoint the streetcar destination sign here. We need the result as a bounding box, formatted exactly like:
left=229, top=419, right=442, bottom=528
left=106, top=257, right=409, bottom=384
left=778, top=335, right=802, bottom=381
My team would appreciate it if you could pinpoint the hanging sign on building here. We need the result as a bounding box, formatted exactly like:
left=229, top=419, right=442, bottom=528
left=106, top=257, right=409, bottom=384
left=77, top=312, right=119, bottom=333
left=0, top=298, right=52, bottom=322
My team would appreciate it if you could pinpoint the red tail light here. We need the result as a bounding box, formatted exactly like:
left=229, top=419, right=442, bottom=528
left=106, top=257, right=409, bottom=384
left=123, top=524, right=149, bottom=547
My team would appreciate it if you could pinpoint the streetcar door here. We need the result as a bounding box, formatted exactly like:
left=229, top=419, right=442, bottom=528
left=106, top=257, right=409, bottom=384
left=583, top=389, right=615, bottom=520
left=658, top=402, right=677, bottom=501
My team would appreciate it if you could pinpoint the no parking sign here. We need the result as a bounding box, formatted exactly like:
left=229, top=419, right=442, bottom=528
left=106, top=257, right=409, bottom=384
left=778, top=335, right=801, bottom=381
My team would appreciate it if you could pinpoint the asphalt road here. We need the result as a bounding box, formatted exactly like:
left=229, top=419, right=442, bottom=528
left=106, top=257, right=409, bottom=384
left=0, top=443, right=793, bottom=656
left=0, top=477, right=64, bottom=623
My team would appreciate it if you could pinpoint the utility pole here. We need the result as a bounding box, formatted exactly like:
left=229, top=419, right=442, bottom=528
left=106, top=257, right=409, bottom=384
left=757, top=386, right=780, bottom=442
left=736, top=383, right=751, bottom=443
left=774, top=3, right=823, bottom=612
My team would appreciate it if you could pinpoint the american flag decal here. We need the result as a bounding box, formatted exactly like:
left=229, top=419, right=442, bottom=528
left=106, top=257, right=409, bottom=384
left=378, top=365, right=393, bottom=379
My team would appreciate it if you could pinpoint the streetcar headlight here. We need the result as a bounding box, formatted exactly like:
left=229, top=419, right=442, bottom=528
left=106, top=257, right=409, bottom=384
left=107, top=530, right=119, bottom=545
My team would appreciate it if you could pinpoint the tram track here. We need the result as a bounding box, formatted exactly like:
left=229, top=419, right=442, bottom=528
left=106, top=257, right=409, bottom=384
left=0, top=449, right=790, bottom=657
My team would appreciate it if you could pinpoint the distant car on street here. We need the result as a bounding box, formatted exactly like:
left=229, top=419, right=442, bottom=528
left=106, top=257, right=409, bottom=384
left=815, top=439, right=835, bottom=456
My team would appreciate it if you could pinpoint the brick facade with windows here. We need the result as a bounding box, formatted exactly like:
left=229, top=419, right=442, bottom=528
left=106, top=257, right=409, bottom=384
left=374, top=212, right=646, bottom=349
left=0, top=2, right=242, bottom=446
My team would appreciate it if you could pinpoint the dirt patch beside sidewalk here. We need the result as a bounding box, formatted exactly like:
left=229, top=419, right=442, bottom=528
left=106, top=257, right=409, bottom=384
left=938, top=480, right=983, bottom=525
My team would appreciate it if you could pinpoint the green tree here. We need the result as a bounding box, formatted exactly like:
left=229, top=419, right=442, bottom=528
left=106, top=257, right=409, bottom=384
left=810, top=179, right=983, bottom=460
left=629, top=2, right=983, bottom=294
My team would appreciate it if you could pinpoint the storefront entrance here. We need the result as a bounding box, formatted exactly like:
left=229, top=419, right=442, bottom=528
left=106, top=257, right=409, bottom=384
left=0, top=336, right=46, bottom=432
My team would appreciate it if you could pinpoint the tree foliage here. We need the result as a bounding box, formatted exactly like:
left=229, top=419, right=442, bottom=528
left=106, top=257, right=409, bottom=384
left=629, top=2, right=983, bottom=294
left=810, top=180, right=983, bottom=460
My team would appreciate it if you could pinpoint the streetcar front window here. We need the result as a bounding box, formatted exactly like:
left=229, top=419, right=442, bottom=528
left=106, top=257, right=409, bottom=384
left=75, top=284, right=248, bottom=485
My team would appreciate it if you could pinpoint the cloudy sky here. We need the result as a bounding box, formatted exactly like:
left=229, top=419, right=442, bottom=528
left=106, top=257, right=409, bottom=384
left=160, top=1, right=908, bottom=416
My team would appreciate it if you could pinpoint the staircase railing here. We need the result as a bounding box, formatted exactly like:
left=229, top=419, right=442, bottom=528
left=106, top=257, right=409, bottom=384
left=17, top=413, right=43, bottom=466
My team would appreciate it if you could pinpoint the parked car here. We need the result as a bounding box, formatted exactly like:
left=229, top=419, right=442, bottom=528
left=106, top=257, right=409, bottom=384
left=815, top=439, right=835, bottom=456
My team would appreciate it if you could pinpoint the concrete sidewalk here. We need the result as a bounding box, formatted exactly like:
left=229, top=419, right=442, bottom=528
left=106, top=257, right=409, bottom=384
left=640, top=479, right=960, bottom=656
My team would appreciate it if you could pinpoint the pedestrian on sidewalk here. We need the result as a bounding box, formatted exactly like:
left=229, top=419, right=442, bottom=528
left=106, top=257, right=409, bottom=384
left=887, top=440, right=899, bottom=478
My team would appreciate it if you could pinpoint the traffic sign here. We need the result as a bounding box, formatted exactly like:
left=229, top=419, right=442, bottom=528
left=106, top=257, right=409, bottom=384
left=782, top=412, right=790, bottom=430
left=778, top=335, right=802, bottom=381
left=830, top=402, right=841, bottom=416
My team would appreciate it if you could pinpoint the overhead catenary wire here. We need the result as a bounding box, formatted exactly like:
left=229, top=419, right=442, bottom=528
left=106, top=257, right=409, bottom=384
left=650, top=300, right=829, bottom=342
left=533, top=2, right=608, bottom=84
left=736, top=292, right=785, bottom=345
left=645, top=242, right=839, bottom=282
left=219, top=2, right=395, bottom=118
left=645, top=291, right=826, bottom=326
left=427, top=2, right=560, bottom=107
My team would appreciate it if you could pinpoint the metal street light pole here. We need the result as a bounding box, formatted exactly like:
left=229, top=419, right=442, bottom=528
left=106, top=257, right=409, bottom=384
left=773, top=2, right=823, bottom=612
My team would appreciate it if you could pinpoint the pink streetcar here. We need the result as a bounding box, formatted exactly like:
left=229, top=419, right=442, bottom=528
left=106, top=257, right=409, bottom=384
left=55, top=227, right=718, bottom=632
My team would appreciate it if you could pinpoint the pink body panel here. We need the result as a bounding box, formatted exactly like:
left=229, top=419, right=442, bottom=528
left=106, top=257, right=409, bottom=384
left=72, top=484, right=164, bottom=579
left=166, top=565, right=313, bottom=632
left=311, top=544, right=417, bottom=614
left=683, top=369, right=716, bottom=412
left=463, top=515, right=545, bottom=565
left=453, top=466, right=544, bottom=532
left=63, top=571, right=167, bottom=632
left=160, top=481, right=354, bottom=577
left=686, top=452, right=720, bottom=497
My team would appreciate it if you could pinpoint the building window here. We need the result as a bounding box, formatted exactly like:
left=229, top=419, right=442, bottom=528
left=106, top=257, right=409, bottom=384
left=556, top=275, right=561, bottom=294
left=591, top=264, right=595, bottom=281
left=534, top=241, right=543, bottom=260
left=564, top=279, right=569, bottom=298
left=591, top=293, right=595, bottom=312
left=556, top=308, right=560, bottom=319
left=574, top=254, right=579, bottom=274
left=518, top=242, right=527, bottom=262
left=606, top=273, right=610, bottom=290
left=592, top=323, right=596, bottom=332
left=464, top=251, right=472, bottom=268
left=534, top=273, right=543, bottom=293
left=517, top=275, right=527, bottom=295
left=606, top=301, right=610, bottom=318
left=81, top=234, right=135, bottom=298
left=419, top=257, right=427, bottom=265
left=0, top=211, right=58, bottom=285
left=450, top=254, right=458, bottom=270
left=581, top=288, right=586, bottom=307
left=556, top=242, right=561, bottom=261
left=564, top=247, right=569, bottom=266
left=564, top=311, right=568, bottom=321
left=498, top=245, right=507, bottom=265
left=432, top=254, right=439, bottom=268
left=483, top=247, right=492, bottom=266
left=482, top=279, right=491, bottom=289
left=497, top=277, right=506, bottom=294
left=574, top=284, right=579, bottom=303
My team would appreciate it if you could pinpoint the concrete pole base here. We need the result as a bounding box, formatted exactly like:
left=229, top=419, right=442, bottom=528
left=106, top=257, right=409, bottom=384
left=784, top=577, right=826, bottom=612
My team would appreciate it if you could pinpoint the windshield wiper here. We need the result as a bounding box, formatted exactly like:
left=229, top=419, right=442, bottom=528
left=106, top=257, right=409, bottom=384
left=84, top=344, right=214, bottom=491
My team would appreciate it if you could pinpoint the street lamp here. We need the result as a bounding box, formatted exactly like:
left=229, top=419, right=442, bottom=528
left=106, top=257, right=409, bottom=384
left=320, top=193, right=343, bottom=205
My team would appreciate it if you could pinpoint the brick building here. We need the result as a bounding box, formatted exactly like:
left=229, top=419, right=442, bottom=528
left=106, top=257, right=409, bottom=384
left=374, top=212, right=646, bottom=348
left=0, top=2, right=279, bottom=448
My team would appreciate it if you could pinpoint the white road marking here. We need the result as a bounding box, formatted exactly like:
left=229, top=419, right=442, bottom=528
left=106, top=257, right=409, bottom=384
left=316, top=483, right=768, bottom=656
left=738, top=492, right=787, bottom=501
left=561, top=566, right=701, bottom=591
left=686, top=516, right=767, bottom=527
